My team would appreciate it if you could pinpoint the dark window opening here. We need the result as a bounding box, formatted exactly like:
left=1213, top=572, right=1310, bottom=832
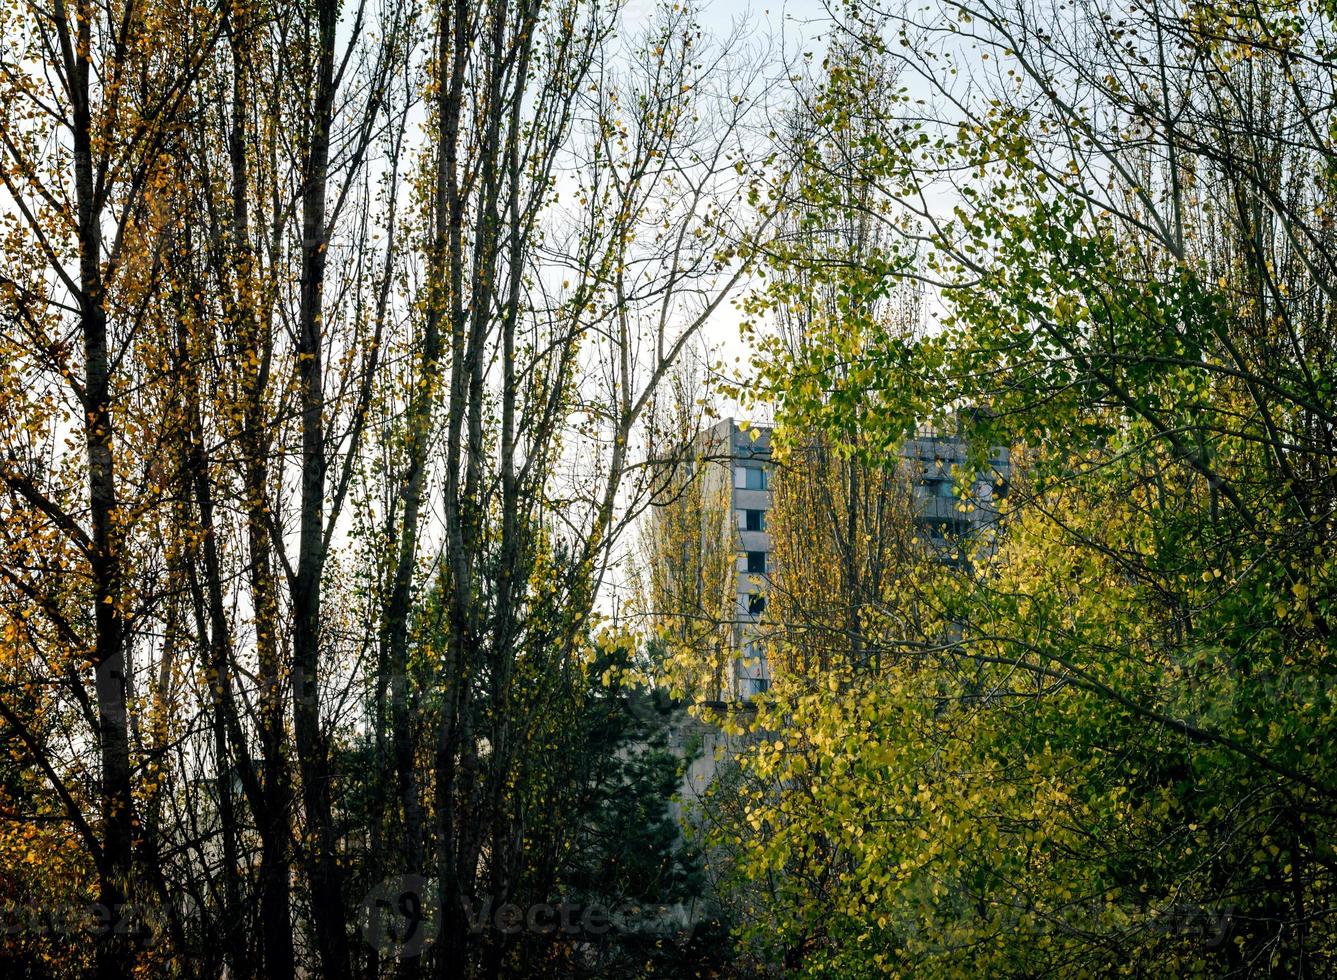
left=921, top=477, right=956, bottom=499
left=748, top=593, right=766, bottom=615
left=742, top=467, right=768, bottom=490
left=921, top=517, right=970, bottom=539
left=744, top=509, right=765, bottom=531
left=746, top=551, right=767, bottom=574
left=737, top=676, right=769, bottom=698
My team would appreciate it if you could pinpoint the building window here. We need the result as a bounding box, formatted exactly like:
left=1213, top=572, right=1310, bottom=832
left=735, top=465, right=768, bottom=490
left=921, top=477, right=956, bottom=499
left=744, top=509, right=765, bottom=531
left=739, top=676, right=770, bottom=698
left=746, top=551, right=767, bottom=574
left=748, top=593, right=766, bottom=616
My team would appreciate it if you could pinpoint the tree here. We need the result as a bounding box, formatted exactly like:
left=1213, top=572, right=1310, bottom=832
left=0, top=2, right=222, bottom=976
left=632, top=364, right=739, bottom=703
left=1, top=0, right=773, bottom=976
left=715, top=0, right=1337, bottom=973
left=321, top=3, right=775, bottom=973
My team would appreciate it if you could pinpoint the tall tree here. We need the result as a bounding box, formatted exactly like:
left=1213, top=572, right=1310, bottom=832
left=715, top=0, right=1337, bottom=973
left=0, top=0, right=775, bottom=975
left=0, top=2, right=222, bottom=975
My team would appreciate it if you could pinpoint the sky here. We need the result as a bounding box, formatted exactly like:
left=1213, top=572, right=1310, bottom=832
left=637, top=0, right=831, bottom=426
left=598, top=1, right=837, bottom=617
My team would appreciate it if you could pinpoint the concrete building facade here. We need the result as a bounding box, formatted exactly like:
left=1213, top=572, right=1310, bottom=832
left=696, top=418, right=774, bottom=701
left=667, top=417, right=1012, bottom=891
left=691, top=417, right=1010, bottom=702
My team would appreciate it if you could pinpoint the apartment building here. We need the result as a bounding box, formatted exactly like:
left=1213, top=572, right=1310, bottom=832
left=695, top=419, right=774, bottom=701
left=668, top=417, right=1011, bottom=849
left=690, top=417, right=1010, bottom=702
left=903, top=422, right=1011, bottom=565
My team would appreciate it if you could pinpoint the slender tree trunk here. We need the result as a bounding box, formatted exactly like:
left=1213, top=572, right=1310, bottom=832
left=220, top=11, right=299, bottom=972
left=381, top=115, right=444, bottom=880
left=433, top=0, right=474, bottom=968
left=248, top=476, right=297, bottom=980
left=483, top=14, right=540, bottom=973
left=291, top=2, right=353, bottom=976
left=86, top=278, right=134, bottom=980
left=69, top=3, right=134, bottom=974
left=173, top=294, right=249, bottom=979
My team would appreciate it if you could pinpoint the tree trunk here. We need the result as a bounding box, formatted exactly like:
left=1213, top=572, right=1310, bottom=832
left=291, top=2, right=353, bottom=977
left=225, top=11, right=297, bottom=972
left=70, top=3, right=134, bottom=974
